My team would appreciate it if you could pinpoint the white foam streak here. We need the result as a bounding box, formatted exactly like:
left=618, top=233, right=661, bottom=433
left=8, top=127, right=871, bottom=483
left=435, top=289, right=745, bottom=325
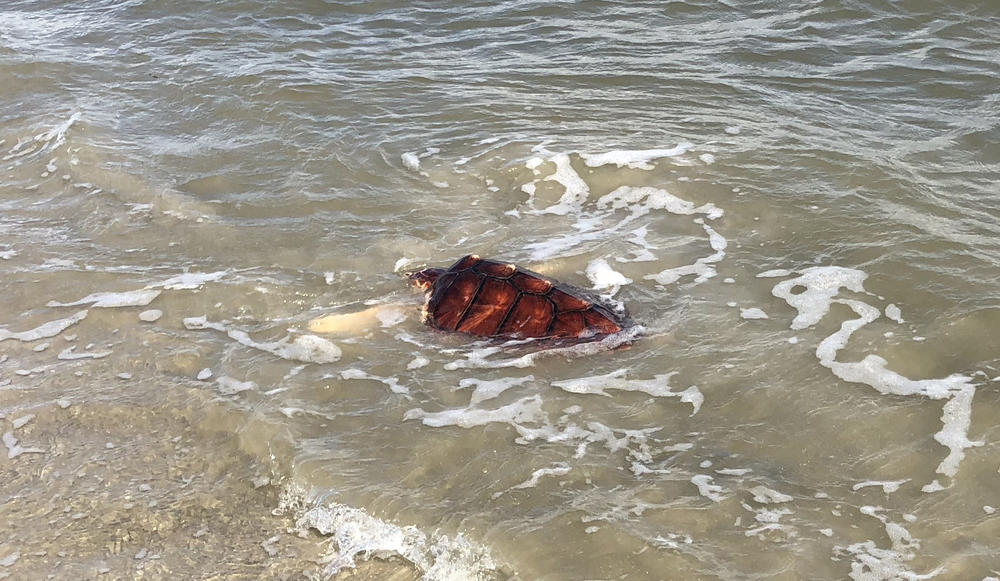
left=57, top=345, right=111, bottom=360
left=153, top=271, right=228, bottom=290
left=444, top=328, right=641, bottom=370
left=645, top=221, right=726, bottom=285
left=404, top=396, right=545, bottom=428
left=551, top=369, right=702, bottom=414
left=522, top=173, right=723, bottom=263
left=580, top=143, right=694, bottom=169
left=771, top=267, right=868, bottom=330
left=3, top=113, right=80, bottom=161
left=852, top=480, right=910, bottom=494
left=493, top=462, right=573, bottom=498
left=512, top=463, right=572, bottom=489
left=836, top=507, right=942, bottom=580
left=340, top=368, right=409, bottom=395
left=183, top=316, right=341, bottom=364
left=0, top=310, right=88, bottom=342
left=619, top=227, right=658, bottom=262
left=216, top=375, right=256, bottom=395
left=598, top=186, right=723, bottom=223
left=748, top=486, right=793, bottom=504
left=47, top=289, right=161, bottom=308
left=532, top=153, right=591, bottom=215
left=457, top=376, right=535, bottom=405
left=769, top=268, right=983, bottom=486
left=933, top=385, right=980, bottom=479
left=690, top=474, right=726, bottom=502
left=3, top=431, right=44, bottom=459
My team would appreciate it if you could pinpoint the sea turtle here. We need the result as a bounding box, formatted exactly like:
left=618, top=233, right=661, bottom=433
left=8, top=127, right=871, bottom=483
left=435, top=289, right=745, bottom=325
left=407, top=255, right=630, bottom=340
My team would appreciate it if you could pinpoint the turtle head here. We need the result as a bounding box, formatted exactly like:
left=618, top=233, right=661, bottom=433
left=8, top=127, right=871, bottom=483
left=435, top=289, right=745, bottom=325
left=406, top=267, right=445, bottom=290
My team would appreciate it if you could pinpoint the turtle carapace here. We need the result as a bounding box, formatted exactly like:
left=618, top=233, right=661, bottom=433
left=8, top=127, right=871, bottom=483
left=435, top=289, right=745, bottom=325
left=407, top=255, right=630, bottom=340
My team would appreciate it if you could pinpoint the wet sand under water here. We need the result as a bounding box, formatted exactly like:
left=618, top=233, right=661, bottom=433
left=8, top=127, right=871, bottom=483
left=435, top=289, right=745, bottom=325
left=0, top=345, right=423, bottom=581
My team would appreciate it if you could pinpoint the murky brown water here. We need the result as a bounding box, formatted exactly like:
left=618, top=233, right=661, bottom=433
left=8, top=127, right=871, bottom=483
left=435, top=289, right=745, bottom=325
left=1, top=1, right=999, bottom=579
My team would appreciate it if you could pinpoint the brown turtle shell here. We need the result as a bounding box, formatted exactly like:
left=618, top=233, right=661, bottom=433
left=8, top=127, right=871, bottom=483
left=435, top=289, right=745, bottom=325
left=424, top=255, right=628, bottom=339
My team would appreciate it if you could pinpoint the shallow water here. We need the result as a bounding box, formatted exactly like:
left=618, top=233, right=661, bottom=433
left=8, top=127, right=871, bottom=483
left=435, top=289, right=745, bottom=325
left=1, top=1, right=999, bottom=579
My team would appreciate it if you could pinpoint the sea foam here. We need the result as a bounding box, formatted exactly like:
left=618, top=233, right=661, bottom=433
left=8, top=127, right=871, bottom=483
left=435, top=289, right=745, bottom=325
left=184, top=316, right=342, bottom=364
left=286, top=485, right=500, bottom=580
left=768, top=267, right=982, bottom=488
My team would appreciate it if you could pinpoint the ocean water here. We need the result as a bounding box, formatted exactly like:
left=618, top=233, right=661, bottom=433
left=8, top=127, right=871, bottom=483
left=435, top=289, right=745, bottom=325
left=1, top=1, right=999, bottom=579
